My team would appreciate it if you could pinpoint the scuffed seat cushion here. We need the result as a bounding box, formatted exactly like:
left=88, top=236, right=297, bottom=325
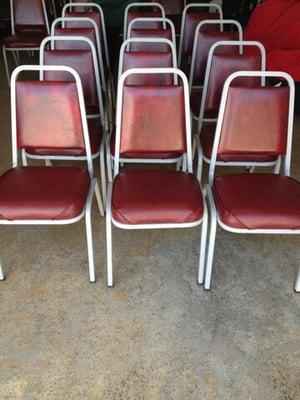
left=0, top=167, right=90, bottom=220
left=112, top=169, right=203, bottom=225
left=213, top=174, right=300, bottom=230
left=3, top=32, right=46, bottom=48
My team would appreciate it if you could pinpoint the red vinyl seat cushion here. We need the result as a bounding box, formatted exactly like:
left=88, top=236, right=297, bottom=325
left=112, top=169, right=203, bottom=225
left=0, top=167, right=90, bottom=220
left=3, top=32, right=46, bottom=48
left=213, top=174, right=300, bottom=230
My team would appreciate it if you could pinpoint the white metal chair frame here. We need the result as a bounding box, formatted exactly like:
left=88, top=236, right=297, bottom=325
left=106, top=67, right=208, bottom=287
left=62, top=2, right=110, bottom=71
left=0, top=64, right=104, bottom=283
left=127, top=17, right=176, bottom=46
left=178, top=3, right=223, bottom=66
left=123, top=2, right=166, bottom=39
left=105, top=38, right=179, bottom=183
left=189, top=19, right=243, bottom=95
left=22, top=35, right=107, bottom=202
left=2, top=0, right=50, bottom=86
left=195, top=41, right=268, bottom=181
left=204, top=70, right=298, bottom=291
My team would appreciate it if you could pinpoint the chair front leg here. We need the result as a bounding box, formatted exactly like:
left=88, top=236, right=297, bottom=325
left=106, top=135, right=113, bottom=183
left=106, top=184, right=113, bottom=287
left=100, top=137, right=107, bottom=205
left=196, top=136, right=204, bottom=183
left=204, top=185, right=218, bottom=290
left=198, top=193, right=208, bottom=284
left=85, top=179, right=96, bottom=282
left=0, top=261, right=5, bottom=281
left=295, top=268, right=300, bottom=293
left=95, top=180, right=104, bottom=217
left=2, top=46, right=10, bottom=87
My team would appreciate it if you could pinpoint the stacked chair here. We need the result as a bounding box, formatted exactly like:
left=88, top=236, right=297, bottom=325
left=1, top=1, right=299, bottom=293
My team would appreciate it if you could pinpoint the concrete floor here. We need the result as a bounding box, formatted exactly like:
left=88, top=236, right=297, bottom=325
left=0, top=55, right=299, bottom=400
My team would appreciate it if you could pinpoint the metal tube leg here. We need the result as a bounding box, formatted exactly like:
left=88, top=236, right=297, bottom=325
left=85, top=185, right=96, bottom=282
left=12, top=51, right=19, bottom=66
left=3, top=46, right=10, bottom=86
left=198, top=198, right=208, bottom=284
left=100, top=139, right=107, bottom=205
left=274, top=156, right=281, bottom=174
left=106, top=136, right=113, bottom=183
left=0, top=262, right=5, bottom=281
left=95, top=180, right=104, bottom=217
left=204, top=187, right=217, bottom=290
left=295, top=268, right=300, bottom=293
left=196, top=138, right=204, bottom=183
left=106, top=184, right=113, bottom=287
left=45, top=159, right=53, bottom=166
left=22, top=149, right=28, bottom=166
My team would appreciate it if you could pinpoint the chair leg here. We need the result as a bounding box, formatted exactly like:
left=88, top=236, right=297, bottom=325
left=22, top=149, right=28, bottom=166
left=274, top=156, right=281, bottom=174
left=85, top=180, right=96, bottom=282
left=295, top=268, right=300, bottom=293
left=100, top=139, right=107, bottom=205
left=0, top=261, right=5, bottom=281
left=106, top=184, right=113, bottom=287
left=2, top=46, right=10, bottom=87
left=12, top=51, right=19, bottom=66
left=95, top=180, right=105, bottom=217
left=198, top=195, right=208, bottom=284
left=196, top=137, right=204, bottom=183
left=106, top=136, right=113, bottom=183
left=45, top=159, right=53, bottom=166
left=204, top=186, right=218, bottom=290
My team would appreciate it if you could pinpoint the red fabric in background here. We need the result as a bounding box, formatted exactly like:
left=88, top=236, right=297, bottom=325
left=245, top=0, right=300, bottom=81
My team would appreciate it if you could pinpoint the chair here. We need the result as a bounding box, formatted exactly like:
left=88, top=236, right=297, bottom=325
left=24, top=35, right=107, bottom=201
left=204, top=70, right=299, bottom=291
left=194, top=41, right=267, bottom=181
left=178, top=3, right=223, bottom=67
left=127, top=17, right=176, bottom=48
left=189, top=19, right=243, bottom=93
left=296, top=269, right=300, bottom=292
left=124, top=2, right=166, bottom=39
left=106, top=67, right=207, bottom=287
left=0, top=65, right=104, bottom=283
left=2, top=0, right=50, bottom=85
left=153, top=0, right=185, bottom=34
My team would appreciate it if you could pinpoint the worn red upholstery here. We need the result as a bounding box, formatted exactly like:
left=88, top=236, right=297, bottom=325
left=16, top=81, right=86, bottom=154
left=127, top=11, right=163, bottom=31
left=26, top=118, right=102, bottom=157
left=120, top=85, right=186, bottom=157
left=54, top=27, right=96, bottom=50
left=200, top=54, right=262, bottom=118
left=200, top=123, right=277, bottom=162
left=3, top=33, right=45, bottom=48
left=129, top=28, right=173, bottom=51
left=154, top=0, right=184, bottom=15
left=13, top=0, right=47, bottom=32
left=217, top=86, right=289, bottom=159
left=0, top=166, right=90, bottom=220
left=122, top=52, right=174, bottom=85
left=213, top=174, right=300, bottom=230
left=181, top=12, right=220, bottom=56
left=65, top=11, right=102, bottom=29
left=112, top=170, right=203, bottom=224
left=44, top=50, right=99, bottom=112
left=192, top=31, right=239, bottom=84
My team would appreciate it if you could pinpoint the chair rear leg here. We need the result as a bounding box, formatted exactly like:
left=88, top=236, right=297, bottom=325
left=204, top=186, right=217, bottom=290
left=106, top=184, right=113, bottom=287
left=198, top=196, right=208, bottom=284
left=100, top=139, right=107, bottom=205
left=0, top=261, right=5, bottom=281
left=85, top=180, right=96, bottom=282
left=295, top=268, right=300, bottom=293
left=95, top=180, right=104, bottom=217
left=3, top=46, right=10, bottom=86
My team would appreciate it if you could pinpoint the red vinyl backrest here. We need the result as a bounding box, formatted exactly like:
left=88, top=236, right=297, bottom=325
left=155, top=0, right=184, bottom=15
left=120, top=86, right=186, bottom=156
left=54, top=27, right=96, bottom=50
left=182, top=12, right=220, bottom=56
left=205, top=54, right=262, bottom=115
left=16, top=81, right=86, bottom=153
left=130, top=29, right=173, bottom=51
left=123, top=52, right=174, bottom=85
left=193, top=31, right=239, bottom=83
left=44, top=50, right=98, bottom=108
left=13, top=0, right=46, bottom=30
left=127, top=11, right=163, bottom=30
left=218, top=86, right=290, bottom=159
left=65, top=11, right=101, bottom=29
